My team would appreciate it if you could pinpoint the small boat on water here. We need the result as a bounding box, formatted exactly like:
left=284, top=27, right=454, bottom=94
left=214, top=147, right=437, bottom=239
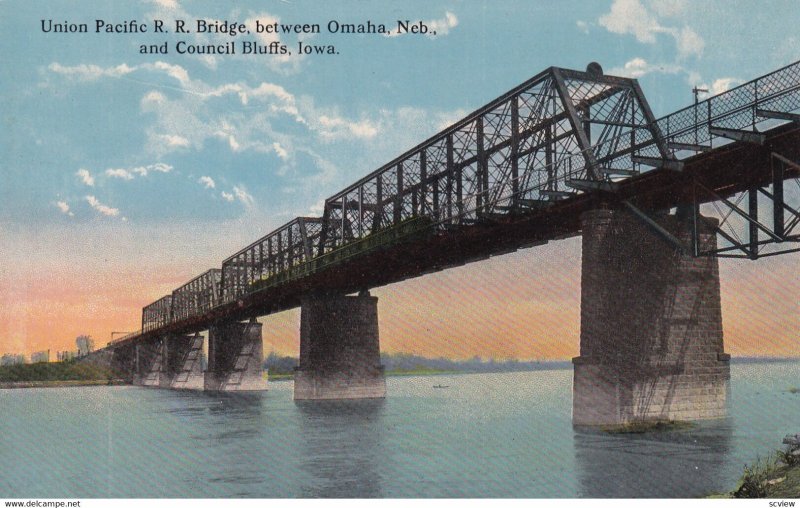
left=433, top=384, right=450, bottom=389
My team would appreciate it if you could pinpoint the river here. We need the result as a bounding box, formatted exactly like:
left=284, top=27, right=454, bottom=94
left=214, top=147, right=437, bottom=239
left=1, top=360, right=797, bottom=498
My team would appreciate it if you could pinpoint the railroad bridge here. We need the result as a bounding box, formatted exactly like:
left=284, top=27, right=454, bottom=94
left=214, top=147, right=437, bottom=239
left=88, top=60, right=800, bottom=425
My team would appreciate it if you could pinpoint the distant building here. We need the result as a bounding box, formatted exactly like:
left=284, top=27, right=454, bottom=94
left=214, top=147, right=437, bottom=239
left=1, top=354, right=26, bottom=366
left=30, top=350, right=50, bottom=363
left=76, top=335, right=94, bottom=356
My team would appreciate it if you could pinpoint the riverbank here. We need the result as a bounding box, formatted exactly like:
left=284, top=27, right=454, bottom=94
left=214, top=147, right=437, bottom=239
left=708, top=435, right=800, bottom=498
left=0, top=379, right=127, bottom=389
left=0, top=361, right=116, bottom=389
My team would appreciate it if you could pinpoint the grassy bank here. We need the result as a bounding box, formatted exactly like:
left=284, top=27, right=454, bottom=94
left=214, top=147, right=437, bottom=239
left=0, top=361, right=116, bottom=387
left=708, top=438, right=800, bottom=498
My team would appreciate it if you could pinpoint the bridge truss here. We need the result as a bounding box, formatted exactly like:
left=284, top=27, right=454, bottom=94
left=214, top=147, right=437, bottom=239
left=111, top=60, right=800, bottom=346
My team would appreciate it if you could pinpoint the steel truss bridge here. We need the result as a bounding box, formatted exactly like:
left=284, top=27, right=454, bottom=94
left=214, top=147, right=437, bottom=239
left=113, top=60, right=800, bottom=348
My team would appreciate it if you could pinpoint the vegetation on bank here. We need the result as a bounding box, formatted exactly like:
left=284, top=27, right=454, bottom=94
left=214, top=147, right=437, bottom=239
left=0, top=361, right=116, bottom=384
left=707, top=436, right=800, bottom=498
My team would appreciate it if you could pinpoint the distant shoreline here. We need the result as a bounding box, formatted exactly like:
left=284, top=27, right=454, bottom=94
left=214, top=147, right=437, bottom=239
left=0, top=379, right=127, bottom=389
left=2, top=356, right=797, bottom=389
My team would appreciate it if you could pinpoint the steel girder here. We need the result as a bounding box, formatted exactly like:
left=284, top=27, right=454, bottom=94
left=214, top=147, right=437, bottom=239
left=142, top=295, right=172, bottom=333
left=171, top=269, right=222, bottom=321
left=690, top=153, right=800, bottom=259
left=220, top=217, right=324, bottom=301
left=127, top=60, right=800, bottom=341
left=317, top=66, right=668, bottom=253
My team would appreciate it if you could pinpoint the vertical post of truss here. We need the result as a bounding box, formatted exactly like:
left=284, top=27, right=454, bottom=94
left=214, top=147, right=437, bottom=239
left=420, top=149, right=427, bottom=216
left=748, top=188, right=759, bottom=258
left=476, top=116, right=486, bottom=213
left=691, top=179, right=700, bottom=257
left=446, top=134, right=454, bottom=222
left=393, top=162, right=402, bottom=225
left=773, top=157, right=785, bottom=238
left=373, top=175, right=382, bottom=233
left=511, top=95, right=520, bottom=209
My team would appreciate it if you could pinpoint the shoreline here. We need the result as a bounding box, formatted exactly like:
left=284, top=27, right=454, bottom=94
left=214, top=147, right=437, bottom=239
left=0, top=379, right=127, bottom=389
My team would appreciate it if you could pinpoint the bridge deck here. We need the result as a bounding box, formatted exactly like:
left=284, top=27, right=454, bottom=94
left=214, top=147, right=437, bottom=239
left=109, top=123, right=800, bottom=348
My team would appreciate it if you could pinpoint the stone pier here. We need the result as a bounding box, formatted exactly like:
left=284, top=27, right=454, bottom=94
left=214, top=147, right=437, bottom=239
left=160, top=334, right=205, bottom=390
left=204, top=319, right=267, bottom=391
left=294, top=292, right=386, bottom=400
left=572, top=209, right=730, bottom=426
left=132, top=338, right=164, bottom=387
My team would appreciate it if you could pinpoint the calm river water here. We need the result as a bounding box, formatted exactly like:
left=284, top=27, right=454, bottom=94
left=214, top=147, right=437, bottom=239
left=1, top=361, right=798, bottom=498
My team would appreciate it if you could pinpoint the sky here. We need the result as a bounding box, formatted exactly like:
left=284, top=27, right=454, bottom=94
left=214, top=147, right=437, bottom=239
left=0, top=0, right=798, bottom=360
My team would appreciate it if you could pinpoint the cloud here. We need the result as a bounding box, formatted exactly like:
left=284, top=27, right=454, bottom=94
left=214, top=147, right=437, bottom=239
left=138, top=162, right=173, bottom=174
left=427, top=11, right=459, bottom=37
left=272, top=142, right=289, bottom=160
left=675, top=26, right=704, bottom=59
left=76, top=168, right=94, bottom=186
left=387, top=11, right=458, bottom=38
left=156, top=134, right=191, bottom=149
left=316, top=114, right=379, bottom=141
left=199, top=176, right=216, bottom=189
left=105, top=168, right=134, bottom=180
left=576, top=20, right=590, bottom=34
left=148, top=61, right=192, bottom=88
left=649, top=0, right=689, bottom=18
left=221, top=191, right=234, bottom=202
left=56, top=201, right=74, bottom=216
left=85, top=195, right=119, bottom=216
left=692, top=77, right=743, bottom=99
left=598, top=0, right=703, bottom=58
left=608, top=57, right=684, bottom=78
left=48, top=62, right=135, bottom=81
left=233, top=185, right=254, bottom=206
left=141, top=90, right=166, bottom=107
left=149, top=0, right=179, bottom=9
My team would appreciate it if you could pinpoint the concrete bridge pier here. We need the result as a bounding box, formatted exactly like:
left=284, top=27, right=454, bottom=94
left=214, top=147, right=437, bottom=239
left=159, top=334, right=205, bottom=390
left=572, top=209, right=730, bottom=426
left=294, top=291, right=386, bottom=400
left=109, top=345, right=136, bottom=383
left=132, top=338, right=164, bottom=387
left=204, top=319, right=267, bottom=391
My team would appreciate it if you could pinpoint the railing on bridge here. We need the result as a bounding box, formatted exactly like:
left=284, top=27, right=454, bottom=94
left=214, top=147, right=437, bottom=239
left=120, top=59, right=799, bottom=343
left=649, top=60, right=800, bottom=158
left=142, top=295, right=172, bottom=332
left=220, top=217, right=325, bottom=302
left=108, top=329, right=141, bottom=347
left=172, top=269, right=222, bottom=321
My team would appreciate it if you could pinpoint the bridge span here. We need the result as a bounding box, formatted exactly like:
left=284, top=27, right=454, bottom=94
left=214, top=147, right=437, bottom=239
left=83, top=60, right=800, bottom=425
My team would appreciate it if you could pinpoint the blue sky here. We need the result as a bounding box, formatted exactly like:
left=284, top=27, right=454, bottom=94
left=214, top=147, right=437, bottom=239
left=1, top=0, right=798, bottom=357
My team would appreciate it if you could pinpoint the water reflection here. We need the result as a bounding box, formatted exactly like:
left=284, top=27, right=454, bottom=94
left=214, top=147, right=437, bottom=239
left=295, top=399, right=386, bottom=498
left=574, top=420, right=733, bottom=498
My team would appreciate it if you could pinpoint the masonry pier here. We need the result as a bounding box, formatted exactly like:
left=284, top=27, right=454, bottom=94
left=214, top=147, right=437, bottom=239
left=160, top=334, right=205, bottom=390
left=572, top=209, right=730, bottom=426
left=132, top=338, right=164, bottom=387
left=294, top=292, right=386, bottom=400
left=204, top=319, right=267, bottom=391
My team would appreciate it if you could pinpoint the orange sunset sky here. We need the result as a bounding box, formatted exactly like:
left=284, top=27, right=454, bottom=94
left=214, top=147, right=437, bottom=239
left=2, top=0, right=799, bottom=362
left=1, top=218, right=797, bottom=360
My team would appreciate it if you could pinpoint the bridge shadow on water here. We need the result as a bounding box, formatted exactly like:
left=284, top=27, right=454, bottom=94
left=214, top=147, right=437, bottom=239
left=573, top=419, right=733, bottom=498
left=295, top=399, right=386, bottom=498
